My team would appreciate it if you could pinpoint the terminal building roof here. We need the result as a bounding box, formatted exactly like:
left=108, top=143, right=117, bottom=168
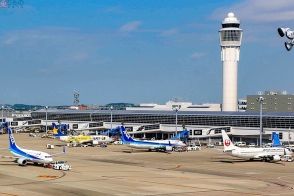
left=34, top=109, right=294, bottom=117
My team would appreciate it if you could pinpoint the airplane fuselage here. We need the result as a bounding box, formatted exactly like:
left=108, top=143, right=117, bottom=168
left=58, top=135, right=112, bottom=144
left=126, top=140, right=184, bottom=151
left=10, top=147, right=53, bottom=164
left=225, top=147, right=290, bottom=159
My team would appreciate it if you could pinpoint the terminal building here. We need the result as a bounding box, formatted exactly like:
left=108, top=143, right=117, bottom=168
left=27, top=109, right=294, bottom=145
left=247, top=91, right=294, bottom=112
left=126, top=100, right=221, bottom=112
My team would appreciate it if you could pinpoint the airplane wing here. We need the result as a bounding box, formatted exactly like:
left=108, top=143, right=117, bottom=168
left=254, top=153, right=271, bottom=159
left=0, top=155, right=17, bottom=159
left=0, top=148, right=17, bottom=159
left=253, top=154, right=281, bottom=161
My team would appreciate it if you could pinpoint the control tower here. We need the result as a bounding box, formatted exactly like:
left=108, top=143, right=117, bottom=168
left=219, top=12, right=242, bottom=111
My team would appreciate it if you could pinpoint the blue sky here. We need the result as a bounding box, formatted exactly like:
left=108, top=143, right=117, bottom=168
left=1, top=0, right=294, bottom=105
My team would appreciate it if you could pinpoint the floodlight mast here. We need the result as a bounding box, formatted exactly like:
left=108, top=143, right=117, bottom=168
left=257, top=97, right=264, bottom=147
left=277, top=27, right=294, bottom=51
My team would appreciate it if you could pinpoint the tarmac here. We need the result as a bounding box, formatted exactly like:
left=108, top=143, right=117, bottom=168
left=0, top=133, right=294, bottom=196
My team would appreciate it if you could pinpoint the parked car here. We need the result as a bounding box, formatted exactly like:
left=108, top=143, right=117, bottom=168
left=113, top=140, right=122, bottom=145
left=234, top=141, right=246, bottom=147
left=187, top=145, right=201, bottom=151
left=248, top=143, right=256, bottom=147
left=282, top=155, right=293, bottom=162
left=262, top=143, right=272, bottom=148
left=207, top=144, right=215, bottom=148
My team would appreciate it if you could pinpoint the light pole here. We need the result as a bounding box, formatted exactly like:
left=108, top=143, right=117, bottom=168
left=1, top=106, right=3, bottom=123
left=172, top=105, right=181, bottom=136
left=110, top=105, right=113, bottom=138
left=45, top=106, right=48, bottom=135
left=257, top=97, right=264, bottom=147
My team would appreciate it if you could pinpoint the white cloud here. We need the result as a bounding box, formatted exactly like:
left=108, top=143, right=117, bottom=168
left=102, top=6, right=123, bottom=14
left=119, top=21, right=142, bottom=33
left=190, top=52, right=206, bottom=60
left=3, top=35, right=18, bottom=45
left=160, top=28, right=178, bottom=37
left=212, top=0, right=294, bottom=23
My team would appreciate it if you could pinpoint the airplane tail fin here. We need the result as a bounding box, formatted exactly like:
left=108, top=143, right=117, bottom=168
left=171, top=129, right=189, bottom=140
left=272, top=132, right=281, bottom=147
left=4, top=122, right=18, bottom=150
left=221, top=130, right=237, bottom=152
left=52, top=123, right=59, bottom=135
left=52, top=123, right=66, bottom=137
left=119, top=126, right=134, bottom=143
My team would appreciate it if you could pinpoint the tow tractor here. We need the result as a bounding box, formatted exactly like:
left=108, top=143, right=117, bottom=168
left=51, top=161, right=71, bottom=171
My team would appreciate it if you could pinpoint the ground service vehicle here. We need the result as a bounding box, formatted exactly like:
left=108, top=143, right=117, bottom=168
left=51, top=161, right=71, bottom=171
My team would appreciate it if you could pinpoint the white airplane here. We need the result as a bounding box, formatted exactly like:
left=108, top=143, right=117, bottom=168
left=52, top=123, right=112, bottom=145
left=120, top=126, right=186, bottom=152
left=1, top=122, right=60, bottom=166
left=221, top=130, right=292, bottom=162
left=278, top=27, right=294, bottom=51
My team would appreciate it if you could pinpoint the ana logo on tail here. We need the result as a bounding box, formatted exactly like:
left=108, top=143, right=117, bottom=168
left=9, top=134, right=15, bottom=145
left=123, top=130, right=131, bottom=139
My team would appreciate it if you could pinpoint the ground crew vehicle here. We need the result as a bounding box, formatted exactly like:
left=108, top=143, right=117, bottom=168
left=51, top=161, right=71, bottom=171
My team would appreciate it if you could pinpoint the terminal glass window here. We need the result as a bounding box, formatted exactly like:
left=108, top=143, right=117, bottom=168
left=89, top=122, right=103, bottom=127
left=72, top=124, right=78, bottom=129
left=125, top=127, right=133, bottom=132
left=279, top=132, right=283, bottom=139
left=11, top=122, right=18, bottom=126
left=194, top=130, right=202, bottom=135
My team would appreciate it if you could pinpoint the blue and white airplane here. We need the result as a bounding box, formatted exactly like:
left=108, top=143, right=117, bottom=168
left=119, top=126, right=186, bottom=152
left=2, top=122, right=54, bottom=166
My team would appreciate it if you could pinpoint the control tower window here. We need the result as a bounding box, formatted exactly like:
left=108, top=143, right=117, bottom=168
left=222, top=23, right=240, bottom=28
left=221, top=30, right=241, bottom=41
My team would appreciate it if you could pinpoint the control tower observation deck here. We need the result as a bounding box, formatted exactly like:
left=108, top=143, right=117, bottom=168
left=219, top=12, right=243, bottom=112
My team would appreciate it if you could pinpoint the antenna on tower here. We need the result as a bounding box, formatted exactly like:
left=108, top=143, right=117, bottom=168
left=73, top=90, right=80, bottom=106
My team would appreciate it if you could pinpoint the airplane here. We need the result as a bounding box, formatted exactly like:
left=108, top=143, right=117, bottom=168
left=277, top=27, right=294, bottom=51
left=52, top=123, right=112, bottom=145
left=143, top=129, right=189, bottom=146
left=221, top=130, right=292, bottom=162
left=119, top=126, right=186, bottom=152
left=1, top=122, right=55, bottom=166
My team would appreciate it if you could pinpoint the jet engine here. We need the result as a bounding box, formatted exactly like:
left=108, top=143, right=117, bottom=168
left=165, top=146, right=173, bottom=152
left=17, top=158, right=27, bottom=166
left=278, top=27, right=294, bottom=51
left=272, top=155, right=281, bottom=162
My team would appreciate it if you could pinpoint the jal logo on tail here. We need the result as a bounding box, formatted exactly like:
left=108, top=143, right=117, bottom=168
left=224, top=139, right=230, bottom=146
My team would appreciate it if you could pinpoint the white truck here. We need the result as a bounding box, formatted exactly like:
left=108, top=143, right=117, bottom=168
left=51, top=161, right=71, bottom=171
left=187, top=145, right=201, bottom=151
